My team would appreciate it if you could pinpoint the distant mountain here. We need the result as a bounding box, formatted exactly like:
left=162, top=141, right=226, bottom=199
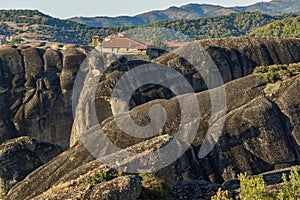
left=250, top=16, right=300, bottom=38
left=0, top=10, right=126, bottom=44
left=70, top=0, right=300, bottom=27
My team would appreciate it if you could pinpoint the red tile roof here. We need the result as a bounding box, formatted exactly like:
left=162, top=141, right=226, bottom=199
left=101, top=33, right=187, bottom=50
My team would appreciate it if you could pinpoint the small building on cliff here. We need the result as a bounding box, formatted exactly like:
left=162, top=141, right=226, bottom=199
left=100, top=33, right=147, bottom=54
left=99, top=32, right=187, bottom=56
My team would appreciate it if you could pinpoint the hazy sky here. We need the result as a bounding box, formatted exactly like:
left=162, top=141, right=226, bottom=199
left=0, top=0, right=272, bottom=19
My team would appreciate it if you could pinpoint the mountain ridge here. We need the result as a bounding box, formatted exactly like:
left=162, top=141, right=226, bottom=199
left=0, top=9, right=298, bottom=45
left=70, top=0, right=300, bottom=27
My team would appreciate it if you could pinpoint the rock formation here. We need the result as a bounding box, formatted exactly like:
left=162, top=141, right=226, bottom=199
left=6, top=72, right=300, bottom=199
left=1, top=38, right=299, bottom=150
left=156, top=37, right=300, bottom=87
left=0, top=136, right=62, bottom=197
left=71, top=37, right=300, bottom=147
left=0, top=44, right=87, bottom=149
left=1, top=37, right=300, bottom=199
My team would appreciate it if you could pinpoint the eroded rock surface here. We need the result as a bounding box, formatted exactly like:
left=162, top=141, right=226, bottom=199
left=7, top=72, right=300, bottom=199
left=71, top=37, right=300, bottom=147
left=6, top=135, right=172, bottom=200
left=33, top=175, right=141, bottom=200
left=0, top=136, right=62, bottom=196
left=0, top=45, right=86, bottom=149
left=156, top=37, right=300, bottom=87
left=2, top=38, right=300, bottom=199
left=1, top=38, right=299, bottom=150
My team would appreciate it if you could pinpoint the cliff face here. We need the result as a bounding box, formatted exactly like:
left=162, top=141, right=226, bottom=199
left=0, top=44, right=89, bottom=150
left=83, top=74, right=300, bottom=182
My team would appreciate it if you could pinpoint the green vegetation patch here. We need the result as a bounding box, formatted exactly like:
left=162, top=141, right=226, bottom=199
left=84, top=172, right=118, bottom=186
left=212, top=166, right=300, bottom=200
left=253, top=63, right=300, bottom=94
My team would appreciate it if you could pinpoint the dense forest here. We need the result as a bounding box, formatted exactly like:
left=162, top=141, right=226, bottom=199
left=249, top=16, right=300, bottom=38
left=143, top=12, right=294, bottom=40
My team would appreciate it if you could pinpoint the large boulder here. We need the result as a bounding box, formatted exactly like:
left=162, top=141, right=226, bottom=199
left=199, top=96, right=296, bottom=183
left=6, top=142, right=94, bottom=200
left=6, top=135, right=172, bottom=199
left=0, top=46, right=24, bottom=90
left=60, top=47, right=86, bottom=93
left=95, top=74, right=264, bottom=150
left=32, top=175, right=141, bottom=200
left=0, top=137, right=62, bottom=197
left=23, top=47, right=44, bottom=81
left=72, top=73, right=300, bottom=184
left=43, top=48, right=63, bottom=72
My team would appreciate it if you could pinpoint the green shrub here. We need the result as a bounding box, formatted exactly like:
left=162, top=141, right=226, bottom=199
left=268, top=64, right=287, bottom=73
left=238, top=173, right=266, bottom=200
left=288, top=63, right=300, bottom=74
left=211, top=167, right=300, bottom=200
left=211, top=188, right=233, bottom=200
left=276, top=167, right=300, bottom=199
left=253, top=65, right=268, bottom=73
left=263, top=72, right=279, bottom=83
left=254, top=63, right=300, bottom=84
left=84, top=172, right=117, bottom=186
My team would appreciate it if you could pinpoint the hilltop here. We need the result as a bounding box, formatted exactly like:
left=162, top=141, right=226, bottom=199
left=70, top=0, right=300, bottom=27
left=0, top=10, right=126, bottom=45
